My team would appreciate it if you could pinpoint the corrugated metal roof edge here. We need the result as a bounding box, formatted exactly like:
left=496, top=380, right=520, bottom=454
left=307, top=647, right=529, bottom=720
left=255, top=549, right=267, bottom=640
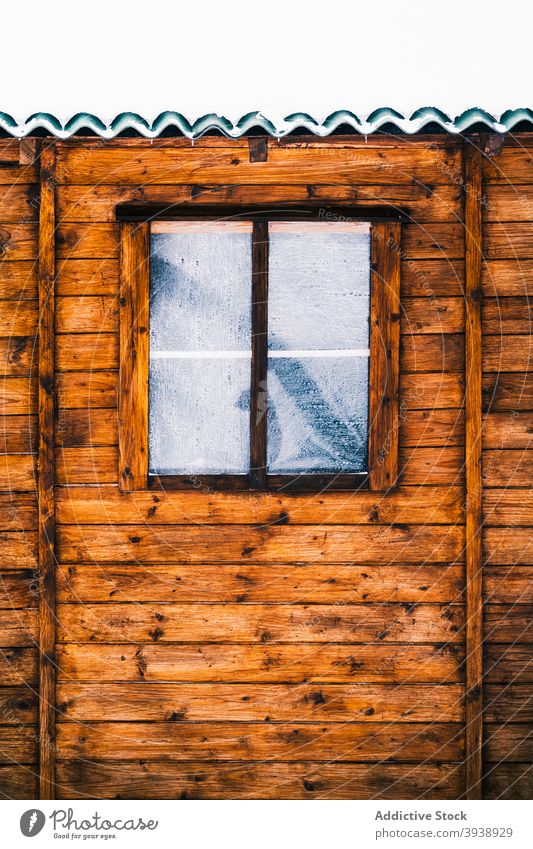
left=1, top=107, right=533, bottom=139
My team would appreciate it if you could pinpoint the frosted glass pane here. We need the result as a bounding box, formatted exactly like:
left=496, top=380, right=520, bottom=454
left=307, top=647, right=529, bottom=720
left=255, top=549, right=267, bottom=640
left=268, top=221, right=371, bottom=351
left=150, top=222, right=252, bottom=351
left=149, top=358, right=250, bottom=475
left=149, top=222, right=252, bottom=476
left=267, top=357, right=369, bottom=474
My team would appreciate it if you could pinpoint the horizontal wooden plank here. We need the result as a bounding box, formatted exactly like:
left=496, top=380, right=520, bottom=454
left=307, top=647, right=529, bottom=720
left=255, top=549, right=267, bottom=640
left=0, top=185, right=38, bottom=223
left=483, top=450, right=533, bottom=487
left=485, top=646, right=533, bottom=683
left=484, top=724, right=533, bottom=762
left=482, top=373, right=533, bottom=411
left=483, top=336, right=533, bottom=373
left=401, top=333, right=464, bottom=373
left=57, top=223, right=119, bottom=260
left=56, top=682, right=464, bottom=722
left=483, top=414, right=533, bottom=450
left=484, top=604, right=533, bottom=641
left=485, top=223, right=533, bottom=258
left=0, top=140, right=25, bottom=163
left=0, top=262, right=37, bottom=299
left=0, top=570, right=38, bottom=608
left=482, top=259, right=533, bottom=297
left=56, top=642, right=464, bottom=684
left=483, top=488, right=533, bottom=525
left=0, top=687, right=37, bottom=722
left=484, top=685, right=533, bottom=722
left=485, top=184, right=533, bottom=221
left=0, top=301, right=37, bottom=336
left=55, top=145, right=463, bottom=186
left=56, top=333, right=118, bottom=370
left=0, top=225, right=37, bottom=261
left=56, top=760, right=464, bottom=800
left=57, top=523, right=465, bottom=565
left=0, top=493, right=37, bottom=531
left=57, top=183, right=463, bottom=223
left=0, top=765, right=37, bottom=799
left=402, top=297, right=464, bottom=334
left=0, top=415, right=37, bottom=453
left=399, top=447, right=463, bottom=485
left=0, top=339, right=36, bottom=377
left=56, top=371, right=117, bottom=409
left=0, top=532, right=37, bottom=568
left=56, top=447, right=117, bottom=484
left=0, top=455, right=36, bottom=491
left=483, top=298, right=533, bottom=334
left=484, top=527, right=533, bottom=565
left=484, top=566, right=533, bottom=603
left=56, top=721, right=464, bottom=762
left=0, top=727, right=37, bottom=764
left=0, top=378, right=37, bottom=415
left=56, top=259, right=118, bottom=296
left=57, top=563, right=463, bottom=604
left=483, top=764, right=533, bottom=800
left=401, top=260, right=464, bottom=297
left=56, top=296, right=118, bottom=333
left=56, top=483, right=465, bottom=525
left=402, top=224, right=463, bottom=261
left=400, top=373, right=464, bottom=409
left=0, top=161, right=37, bottom=185
left=0, top=648, right=37, bottom=686
left=57, top=602, right=464, bottom=644
left=483, top=148, right=533, bottom=183
left=404, top=409, right=465, bottom=447
left=56, top=408, right=118, bottom=447
left=0, top=609, right=38, bottom=646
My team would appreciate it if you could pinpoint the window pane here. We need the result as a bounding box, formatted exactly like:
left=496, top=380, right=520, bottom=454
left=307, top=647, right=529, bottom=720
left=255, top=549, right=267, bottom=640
left=267, top=221, right=370, bottom=475
left=149, top=221, right=252, bottom=476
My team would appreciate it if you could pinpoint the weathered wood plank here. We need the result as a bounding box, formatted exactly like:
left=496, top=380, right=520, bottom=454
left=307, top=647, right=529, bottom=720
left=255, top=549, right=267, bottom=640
left=485, top=184, right=533, bottom=221
left=0, top=648, right=37, bottom=685
left=56, top=563, right=464, bottom=604
left=55, top=483, right=465, bottom=525
left=55, top=145, right=463, bottom=186
left=0, top=185, right=38, bottom=223
left=484, top=685, right=533, bottom=722
left=55, top=682, right=464, bottom=722
left=57, top=183, right=463, bottom=223
left=483, top=413, right=533, bottom=449
left=55, top=448, right=117, bottom=484
left=0, top=301, right=38, bottom=336
left=402, top=224, right=463, bottom=260
left=483, top=450, right=533, bottom=487
left=0, top=610, right=38, bottom=645
left=484, top=527, right=533, bottom=565
left=56, top=372, right=117, bottom=409
left=56, top=296, right=118, bottom=333
left=483, top=298, right=533, bottom=334
left=400, top=447, right=463, bottom=485
left=0, top=339, right=37, bottom=377
left=56, top=642, right=464, bottom=684
left=0, top=415, right=37, bottom=452
left=0, top=262, right=38, bottom=299
left=56, top=409, right=117, bottom=448
left=0, top=687, right=37, bottom=722
left=0, top=728, right=37, bottom=764
left=57, top=602, right=464, bottom=644
left=0, top=224, right=38, bottom=261
left=57, top=224, right=119, bottom=259
left=402, top=297, right=464, bottom=334
left=56, top=259, right=118, bottom=296
left=0, top=455, right=36, bottom=491
left=485, top=646, right=533, bottom=683
left=400, top=373, right=464, bottom=409
left=0, top=531, right=37, bottom=567
left=56, top=760, right=464, bottom=800
left=0, top=378, right=37, bottom=415
left=484, top=604, right=533, bottom=641
left=484, top=725, right=533, bottom=762
left=0, top=494, right=38, bottom=531
left=484, top=566, right=533, bottom=603
left=401, top=260, right=464, bottom=297
left=483, top=148, right=533, bottom=183
left=484, top=223, right=533, bottom=258
left=56, top=333, right=118, bottom=370
left=56, top=721, right=464, bottom=762
left=483, top=488, right=533, bottom=525
left=483, top=764, right=533, bottom=800
left=482, top=374, right=533, bottom=411
left=483, top=336, right=533, bottom=372
left=482, top=260, right=533, bottom=297
left=401, top=334, right=464, bottom=372
left=0, top=570, right=38, bottom=608
left=56, top=523, right=465, bottom=565
left=0, top=765, right=38, bottom=799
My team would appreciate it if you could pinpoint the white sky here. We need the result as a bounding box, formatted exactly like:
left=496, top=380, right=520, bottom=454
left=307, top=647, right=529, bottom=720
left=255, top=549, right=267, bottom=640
left=1, top=0, right=531, bottom=129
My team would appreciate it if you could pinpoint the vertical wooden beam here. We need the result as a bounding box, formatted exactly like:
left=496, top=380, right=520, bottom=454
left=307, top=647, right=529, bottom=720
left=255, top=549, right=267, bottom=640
left=38, top=143, right=56, bottom=799
left=463, top=140, right=484, bottom=800
left=119, top=222, right=150, bottom=490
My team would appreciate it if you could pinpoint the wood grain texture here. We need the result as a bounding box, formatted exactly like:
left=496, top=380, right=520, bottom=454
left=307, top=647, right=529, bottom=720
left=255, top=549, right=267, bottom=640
left=483, top=764, right=533, bottom=800
left=56, top=642, right=464, bottom=684
left=463, top=142, right=483, bottom=799
left=483, top=336, right=533, bottom=372
left=482, top=298, right=533, bottom=334
left=0, top=339, right=37, bottom=377
left=37, top=143, right=56, bottom=800
left=118, top=222, right=149, bottom=490
left=0, top=262, right=38, bottom=299
left=482, top=373, right=533, bottom=411
left=483, top=488, right=533, bottom=524
left=368, top=221, right=401, bottom=490
left=481, top=260, right=533, bottom=296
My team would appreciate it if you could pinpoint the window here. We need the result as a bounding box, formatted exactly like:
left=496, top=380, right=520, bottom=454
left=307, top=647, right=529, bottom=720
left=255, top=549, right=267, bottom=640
left=118, top=208, right=401, bottom=493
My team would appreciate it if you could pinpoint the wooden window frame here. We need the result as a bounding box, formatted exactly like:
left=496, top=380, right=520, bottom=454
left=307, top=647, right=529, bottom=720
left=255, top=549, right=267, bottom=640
left=118, top=206, right=401, bottom=493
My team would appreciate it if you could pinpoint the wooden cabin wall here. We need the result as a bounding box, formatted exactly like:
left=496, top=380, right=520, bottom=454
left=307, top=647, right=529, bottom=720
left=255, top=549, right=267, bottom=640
left=50, top=136, right=467, bottom=799
left=481, top=142, right=533, bottom=800
left=0, top=139, right=39, bottom=798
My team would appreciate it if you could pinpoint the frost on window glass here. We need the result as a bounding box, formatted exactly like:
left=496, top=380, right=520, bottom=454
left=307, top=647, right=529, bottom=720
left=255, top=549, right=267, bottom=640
left=149, top=221, right=252, bottom=475
left=267, top=221, right=371, bottom=474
